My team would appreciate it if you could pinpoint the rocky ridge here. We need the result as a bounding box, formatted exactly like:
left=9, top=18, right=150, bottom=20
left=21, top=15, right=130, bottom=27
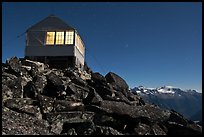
left=2, top=56, right=202, bottom=135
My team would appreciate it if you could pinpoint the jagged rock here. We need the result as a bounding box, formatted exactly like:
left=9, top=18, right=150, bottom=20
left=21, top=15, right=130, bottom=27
left=44, top=72, right=65, bottom=97
left=91, top=72, right=107, bottom=86
left=87, top=101, right=171, bottom=124
left=21, top=59, right=47, bottom=73
left=166, top=121, right=202, bottom=135
left=50, top=120, right=64, bottom=134
left=4, top=98, right=42, bottom=119
left=6, top=56, right=22, bottom=75
left=67, top=128, right=78, bottom=135
left=168, top=110, right=188, bottom=126
left=95, top=126, right=123, bottom=135
left=93, top=113, right=125, bottom=132
left=2, top=57, right=202, bottom=135
left=111, top=90, right=132, bottom=105
left=37, top=95, right=54, bottom=114
left=2, top=85, right=13, bottom=102
left=94, top=85, right=114, bottom=99
left=6, top=77, right=24, bottom=98
left=54, top=100, right=84, bottom=112
left=2, top=107, right=51, bottom=135
left=46, top=72, right=64, bottom=89
left=105, top=72, right=129, bottom=96
left=2, top=71, right=18, bottom=80
left=150, top=124, right=166, bottom=135
left=83, top=86, right=103, bottom=105
left=45, top=111, right=95, bottom=123
left=71, top=75, right=87, bottom=87
left=133, top=123, right=151, bottom=135
left=46, top=111, right=95, bottom=135
left=66, top=82, right=89, bottom=100
left=23, top=81, right=37, bottom=99
left=33, top=74, right=47, bottom=94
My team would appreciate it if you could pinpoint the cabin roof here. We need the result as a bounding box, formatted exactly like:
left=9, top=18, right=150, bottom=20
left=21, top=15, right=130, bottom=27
left=27, top=14, right=75, bottom=31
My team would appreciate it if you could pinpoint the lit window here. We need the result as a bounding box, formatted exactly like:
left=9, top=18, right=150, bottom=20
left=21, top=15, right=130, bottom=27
left=65, top=30, right=74, bottom=44
left=56, top=32, right=64, bottom=45
left=46, top=32, right=55, bottom=45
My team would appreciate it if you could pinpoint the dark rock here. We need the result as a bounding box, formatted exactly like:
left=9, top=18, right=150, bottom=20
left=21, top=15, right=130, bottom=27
left=6, top=56, right=22, bottom=75
left=66, top=82, right=89, bottom=100
left=105, top=72, right=129, bottom=96
left=95, top=126, right=123, bottom=135
left=2, top=107, right=51, bottom=135
left=37, top=95, right=54, bottom=114
left=168, top=110, right=188, bottom=126
left=23, top=81, right=37, bottom=99
left=66, top=82, right=78, bottom=96
left=2, top=85, right=13, bottom=103
left=33, top=74, right=47, bottom=94
left=54, top=100, right=84, bottom=112
left=21, top=59, right=47, bottom=73
left=133, top=123, right=151, bottom=135
left=63, top=67, right=78, bottom=78
left=166, top=121, right=202, bottom=135
left=46, top=111, right=95, bottom=135
left=46, top=72, right=64, bottom=89
left=44, top=72, right=65, bottom=97
left=93, top=113, right=125, bottom=132
left=45, top=111, right=94, bottom=123
left=88, top=101, right=171, bottom=123
left=71, top=75, right=87, bottom=87
left=150, top=124, right=166, bottom=135
left=4, top=98, right=41, bottom=119
left=6, top=77, right=24, bottom=98
left=83, top=86, right=103, bottom=105
left=94, top=85, right=114, bottom=99
left=2, top=57, right=202, bottom=135
left=91, top=72, right=107, bottom=86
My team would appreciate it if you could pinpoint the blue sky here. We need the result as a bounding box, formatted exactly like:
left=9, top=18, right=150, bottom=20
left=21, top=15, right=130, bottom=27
left=2, top=2, right=202, bottom=92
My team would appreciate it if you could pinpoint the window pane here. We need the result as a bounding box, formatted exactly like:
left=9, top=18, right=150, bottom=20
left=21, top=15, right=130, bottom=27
left=46, top=32, right=55, bottom=45
left=56, top=32, right=64, bottom=45
left=65, top=30, right=74, bottom=44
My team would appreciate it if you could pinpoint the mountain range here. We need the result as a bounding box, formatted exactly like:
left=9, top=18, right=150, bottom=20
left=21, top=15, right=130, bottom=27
left=131, top=86, right=202, bottom=122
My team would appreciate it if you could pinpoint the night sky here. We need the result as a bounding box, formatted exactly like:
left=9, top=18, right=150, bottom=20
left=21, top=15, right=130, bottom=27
left=2, top=2, right=202, bottom=92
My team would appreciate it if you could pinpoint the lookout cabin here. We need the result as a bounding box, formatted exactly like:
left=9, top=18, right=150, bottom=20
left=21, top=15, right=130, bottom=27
left=24, top=15, right=85, bottom=70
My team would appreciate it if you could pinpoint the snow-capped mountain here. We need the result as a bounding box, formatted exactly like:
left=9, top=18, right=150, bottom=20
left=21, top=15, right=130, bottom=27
left=131, top=86, right=202, bottom=122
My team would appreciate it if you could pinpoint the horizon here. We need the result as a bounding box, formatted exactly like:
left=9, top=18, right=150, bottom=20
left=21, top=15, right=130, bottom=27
left=2, top=2, right=202, bottom=92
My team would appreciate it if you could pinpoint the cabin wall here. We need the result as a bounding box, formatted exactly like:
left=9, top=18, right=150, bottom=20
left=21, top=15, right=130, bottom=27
left=27, top=31, right=46, bottom=46
left=25, top=45, right=75, bottom=56
left=25, top=29, right=85, bottom=70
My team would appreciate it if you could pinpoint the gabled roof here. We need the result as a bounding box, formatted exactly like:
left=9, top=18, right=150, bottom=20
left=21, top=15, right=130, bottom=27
left=27, top=15, right=75, bottom=31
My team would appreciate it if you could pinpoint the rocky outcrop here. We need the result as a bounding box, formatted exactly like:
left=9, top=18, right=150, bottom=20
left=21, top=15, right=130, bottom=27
left=2, top=57, right=202, bottom=135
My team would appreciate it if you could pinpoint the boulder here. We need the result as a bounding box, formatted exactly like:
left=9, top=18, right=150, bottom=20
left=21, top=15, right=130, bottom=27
left=2, top=106, right=51, bottom=135
left=91, top=72, right=107, bottom=86
left=2, top=85, right=13, bottom=103
left=95, top=126, right=123, bottom=135
left=105, top=72, right=129, bottom=96
left=37, top=95, right=54, bottom=114
left=53, top=100, right=84, bottom=112
left=33, top=74, right=47, bottom=94
left=44, top=72, right=65, bottom=97
left=87, top=101, right=171, bottom=124
left=6, top=77, right=24, bottom=98
left=4, top=98, right=42, bottom=119
left=21, top=59, right=47, bottom=73
left=83, top=86, right=103, bottom=105
left=6, top=56, right=22, bottom=75
left=23, top=81, right=37, bottom=99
